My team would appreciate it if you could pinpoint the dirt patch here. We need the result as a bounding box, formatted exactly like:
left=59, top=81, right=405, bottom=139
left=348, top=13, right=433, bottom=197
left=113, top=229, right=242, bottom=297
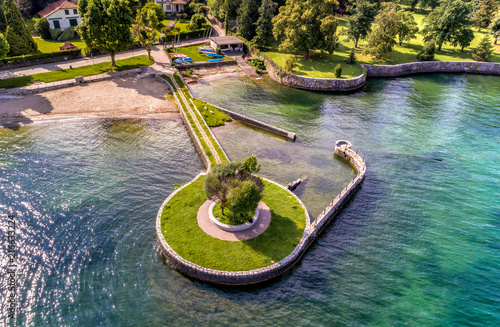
left=0, top=76, right=178, bottom=126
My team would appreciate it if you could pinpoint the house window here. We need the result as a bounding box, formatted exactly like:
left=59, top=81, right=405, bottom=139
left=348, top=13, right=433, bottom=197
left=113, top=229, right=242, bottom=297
left=165, top=4, right=171, bottom=11
left=69, top=18, right=78, bottom=27
left=65, top=9, right=69, bottom=15
left=73, top=9, right=78, bottom=14
left=53, top=20, right=61, bottom=29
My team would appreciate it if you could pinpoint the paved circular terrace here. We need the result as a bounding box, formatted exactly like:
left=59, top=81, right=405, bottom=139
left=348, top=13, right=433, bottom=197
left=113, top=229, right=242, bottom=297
left=197, top=200, right=271, bottom=241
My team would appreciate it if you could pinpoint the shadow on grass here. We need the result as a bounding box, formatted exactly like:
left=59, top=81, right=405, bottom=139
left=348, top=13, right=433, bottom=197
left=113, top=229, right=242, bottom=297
left=242, top=211, right=303, bottom=261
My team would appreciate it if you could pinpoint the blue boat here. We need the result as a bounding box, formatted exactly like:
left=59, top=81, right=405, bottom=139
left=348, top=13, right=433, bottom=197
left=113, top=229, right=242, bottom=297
left=208, top=58, right=224, bottom=62
left=173, top=57, right=193, bottom=64
left=206, top=53, right=223, bottom=58
left=199, top=48, right=215, bottom=53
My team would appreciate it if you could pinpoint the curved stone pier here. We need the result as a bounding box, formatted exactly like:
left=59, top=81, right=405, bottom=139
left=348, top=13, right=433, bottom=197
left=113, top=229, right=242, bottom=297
left=156, top=140, right=366, bottom=285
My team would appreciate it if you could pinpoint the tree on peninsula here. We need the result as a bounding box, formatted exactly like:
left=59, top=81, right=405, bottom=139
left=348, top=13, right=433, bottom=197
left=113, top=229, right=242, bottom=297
left=3, top=0, right=38, bottom=56
left=252, top=0, right=276, bottom=48
left=345, top=0, right=377, bottom=48
left=421, top=0, right=474, bottom=51
left=272, top=0, right=339, bottom=59
left=77, top=0, right=133, bottom=67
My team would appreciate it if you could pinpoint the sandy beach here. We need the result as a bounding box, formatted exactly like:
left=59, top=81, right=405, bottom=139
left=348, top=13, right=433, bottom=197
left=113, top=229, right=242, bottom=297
left=0, top=76, right=179, bottom=127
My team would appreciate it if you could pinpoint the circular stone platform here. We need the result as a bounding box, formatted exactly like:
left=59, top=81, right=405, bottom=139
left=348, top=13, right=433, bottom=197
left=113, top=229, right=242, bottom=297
left=197, top=200, right=271, bottom=241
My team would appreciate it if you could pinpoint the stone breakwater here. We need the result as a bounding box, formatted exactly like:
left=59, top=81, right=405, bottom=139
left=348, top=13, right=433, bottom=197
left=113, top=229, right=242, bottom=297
left=155, top=140, right=366, bottom=285
left=175, top=60, right=238, bottom=71
left=362, top=61, right=500, bottom=77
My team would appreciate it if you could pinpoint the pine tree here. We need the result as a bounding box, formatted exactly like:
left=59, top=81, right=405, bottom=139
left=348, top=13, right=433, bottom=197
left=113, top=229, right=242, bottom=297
left=237, top=0, right=260, bottom=41
left=334, top=63, right=342, bottom=78
left=417, top=39, right=435, bottom=61
left=3, top=0, right=38, bottom=56
left=472, top=35, right=494, bottom=61
left=77, top=0, right=133, bottom=67
left=0, top=0, right=6, bottom=33
left=253, top=0, right=276, bottom=48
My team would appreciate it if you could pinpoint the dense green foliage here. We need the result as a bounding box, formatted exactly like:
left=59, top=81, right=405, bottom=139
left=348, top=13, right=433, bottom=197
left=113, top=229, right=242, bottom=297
left=364, top=2, right=398, bottom=58
left=3, top=0, right=38, bottom=56
left=490, top=12, right=500, bottom=44
left=133, top=2, right=159, bottom=60
left=0, top=32, right=8, bottom=59
left=346, top=0, right=377, bottom=47
left=190, top=13, right=208, bottom=30
left=472, top=35, right=494, bottom=61
left=334, top=63, right=342, bottom=77
left=421, top=0, right=474, bottom=51
left=161, top=177, right=306, bottom=271
left=417, top=39, right=435, bottom=61
left=77, top=0, right=133, bottom=66
left=34, top=17, right=50, bottom=39
left=0, top=55, right=153, bottom=89
left=252, top=0, right=276, bottom=48
left=0, top=0, right=6, bottom=34
left=59, top=26, right=77, bottom=42
left=227, top=181, right=261, bottom=222
left=472, top=0, right=498, bottom=29
left=141, top=2, right=164, bottom=23
left=273, top=0, right=339, bottom=59
left=396, top=9, right=419, bottom=46
left=237, top=0, right=260, bottom=41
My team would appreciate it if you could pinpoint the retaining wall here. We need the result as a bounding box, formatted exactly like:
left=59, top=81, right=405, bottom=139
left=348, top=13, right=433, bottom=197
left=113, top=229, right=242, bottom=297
left=0, top=52, right=83, bottom=71
left=175, top=60, right=237, bottom=71
left=155, top=140, right=366, bottom=285
left=362, top=61, right=500, bottom=77
left=3, top=68, right=143, bottom=96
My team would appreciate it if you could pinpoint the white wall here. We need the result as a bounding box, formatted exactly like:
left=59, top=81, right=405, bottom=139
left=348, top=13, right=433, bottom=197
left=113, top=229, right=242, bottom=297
left=46, top=9, right=81, bottom=30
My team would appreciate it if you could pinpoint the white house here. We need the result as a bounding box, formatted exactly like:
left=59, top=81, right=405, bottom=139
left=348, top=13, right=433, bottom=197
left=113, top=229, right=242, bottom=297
left=154, top=0, right=189, bottom=15
left=38, top=0, right=80, bottom=30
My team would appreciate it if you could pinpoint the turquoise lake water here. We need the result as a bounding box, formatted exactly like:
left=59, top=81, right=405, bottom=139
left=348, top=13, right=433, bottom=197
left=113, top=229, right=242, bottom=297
left=0, top=74, right=499, bottom=326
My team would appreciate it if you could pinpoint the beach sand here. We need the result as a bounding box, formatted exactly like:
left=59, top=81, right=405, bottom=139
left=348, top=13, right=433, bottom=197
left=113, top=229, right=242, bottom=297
left=0, top=76, right=179, bottom=127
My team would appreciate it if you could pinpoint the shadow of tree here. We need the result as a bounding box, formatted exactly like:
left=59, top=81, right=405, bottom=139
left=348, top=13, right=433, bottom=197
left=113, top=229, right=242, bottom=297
left=0, top=93, right=54, bottom=130
left=111, top=76, right=171, bottom=100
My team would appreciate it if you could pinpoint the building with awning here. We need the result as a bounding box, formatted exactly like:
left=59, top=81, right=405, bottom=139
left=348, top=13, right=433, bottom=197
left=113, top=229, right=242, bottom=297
left=209, top=36, right=244, bottom=52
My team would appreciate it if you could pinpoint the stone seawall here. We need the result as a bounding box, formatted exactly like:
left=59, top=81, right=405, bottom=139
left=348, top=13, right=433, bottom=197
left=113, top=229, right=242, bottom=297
left=362, top=61, right=500, bottom=77
left=3, top=68, right=144, bottom=96
left=155, top=140, right=366, bottom=285
left=175, top=60, right=237, bottom=71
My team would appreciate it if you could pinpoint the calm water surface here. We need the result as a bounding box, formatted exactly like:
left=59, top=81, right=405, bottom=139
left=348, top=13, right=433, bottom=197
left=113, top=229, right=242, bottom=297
left=1, top=74, right=499, bottom=326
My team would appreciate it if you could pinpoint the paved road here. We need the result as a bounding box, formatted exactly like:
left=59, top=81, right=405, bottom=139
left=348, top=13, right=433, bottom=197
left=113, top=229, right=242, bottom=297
left=1, top=48, right=147, bottom=79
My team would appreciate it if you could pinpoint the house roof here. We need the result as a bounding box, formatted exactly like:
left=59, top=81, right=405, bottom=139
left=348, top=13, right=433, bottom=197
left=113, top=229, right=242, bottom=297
left=209, top=36, right=244, bottom=46
left=38, top=0, right=78, bottom=18
left=170, top=0, right=189, bottom=4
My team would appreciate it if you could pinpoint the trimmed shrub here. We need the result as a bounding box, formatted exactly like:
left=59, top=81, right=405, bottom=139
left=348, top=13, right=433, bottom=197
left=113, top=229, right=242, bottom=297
left=50, top=28, right=62, bottom=40
left=334, top=63, right=342, bottom=78
left=34, top=18, right=51, bottom=39
left=417, top=40, right=435, bottom=61
left=3, top=0, right=39, bottom=56
left=59, top=26, right=76, bottom=42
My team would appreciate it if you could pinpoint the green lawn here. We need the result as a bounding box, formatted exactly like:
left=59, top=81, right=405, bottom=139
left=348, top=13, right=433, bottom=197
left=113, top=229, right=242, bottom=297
left=0, top=55, right=154, bottom=89
left=158, top=19, right=171, bottom=31
left=160, top=176, right=307, bottom=271
left=174, top=45, right=234, bottom=63
left=173, top=19, right=192, bottom=33
left=34, top=37, right=86, bottom=53
left=262, top=10, right=500, bottom=79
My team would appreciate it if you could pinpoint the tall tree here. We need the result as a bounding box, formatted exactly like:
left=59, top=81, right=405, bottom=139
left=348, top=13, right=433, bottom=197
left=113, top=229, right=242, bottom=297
left=396, top=10, right=419, bottom=46
left=490, top=11, right=500, bottom=44
left=451, top=27, right=474, bottom=52
left=472, top=0, right=498, bottom=29
left=346, top=0, right=378, bottom=48
left=237, top=0, right=260, bottom=40
left=363, top=2, right=398, bottom=58
left=252, top=0, right=276, bottom=48
left=132, top=2, right=160, bottom=60
left=15, top=0, right=31, bottom=19
left=472, top=35, right=494, bottom=61
left=0, top=32, right=9, bottom=58
left=77, top=0, right=133, bottom=67
left=272, top=0, right=339, bottom=59
left=421, top=0, right=474, bottom=51
left=3, top=0, right=38, bottom=56
left=0, top=0, right=6, bottom=34
left=208, top=0, right=242, bottom=21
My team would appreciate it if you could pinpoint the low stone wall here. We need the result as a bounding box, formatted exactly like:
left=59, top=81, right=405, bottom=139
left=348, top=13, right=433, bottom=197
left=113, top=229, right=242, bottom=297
left=155, top=140, right=366, bottom=285
left=0, top=52, right=83, bottom=71
left=362, top=61, right=500, bottom=77
left=207, top=102, right=297, bottom=141
left=4, top=68, right=143, bottom=96
left=175, top=60, right=237, bottom=71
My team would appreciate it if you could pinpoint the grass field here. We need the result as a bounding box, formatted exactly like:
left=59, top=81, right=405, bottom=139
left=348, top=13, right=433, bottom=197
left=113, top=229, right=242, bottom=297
left=34, top=37, right=86, bottom=53
left=263, top=9, right=500, bottom=79
left=0, top=55, right=154, bottom=89
left=173, top=19, right=192, bottom=33
left=160, top=176, right=307, bottom=271
left=174, top=45, right=234, bottom=62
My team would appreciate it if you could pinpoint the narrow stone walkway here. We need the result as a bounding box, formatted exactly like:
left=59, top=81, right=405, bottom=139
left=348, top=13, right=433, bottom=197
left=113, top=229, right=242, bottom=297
left=236, top=57, right=260, bottom=77
left=197, top=200, right=271, bottom=241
